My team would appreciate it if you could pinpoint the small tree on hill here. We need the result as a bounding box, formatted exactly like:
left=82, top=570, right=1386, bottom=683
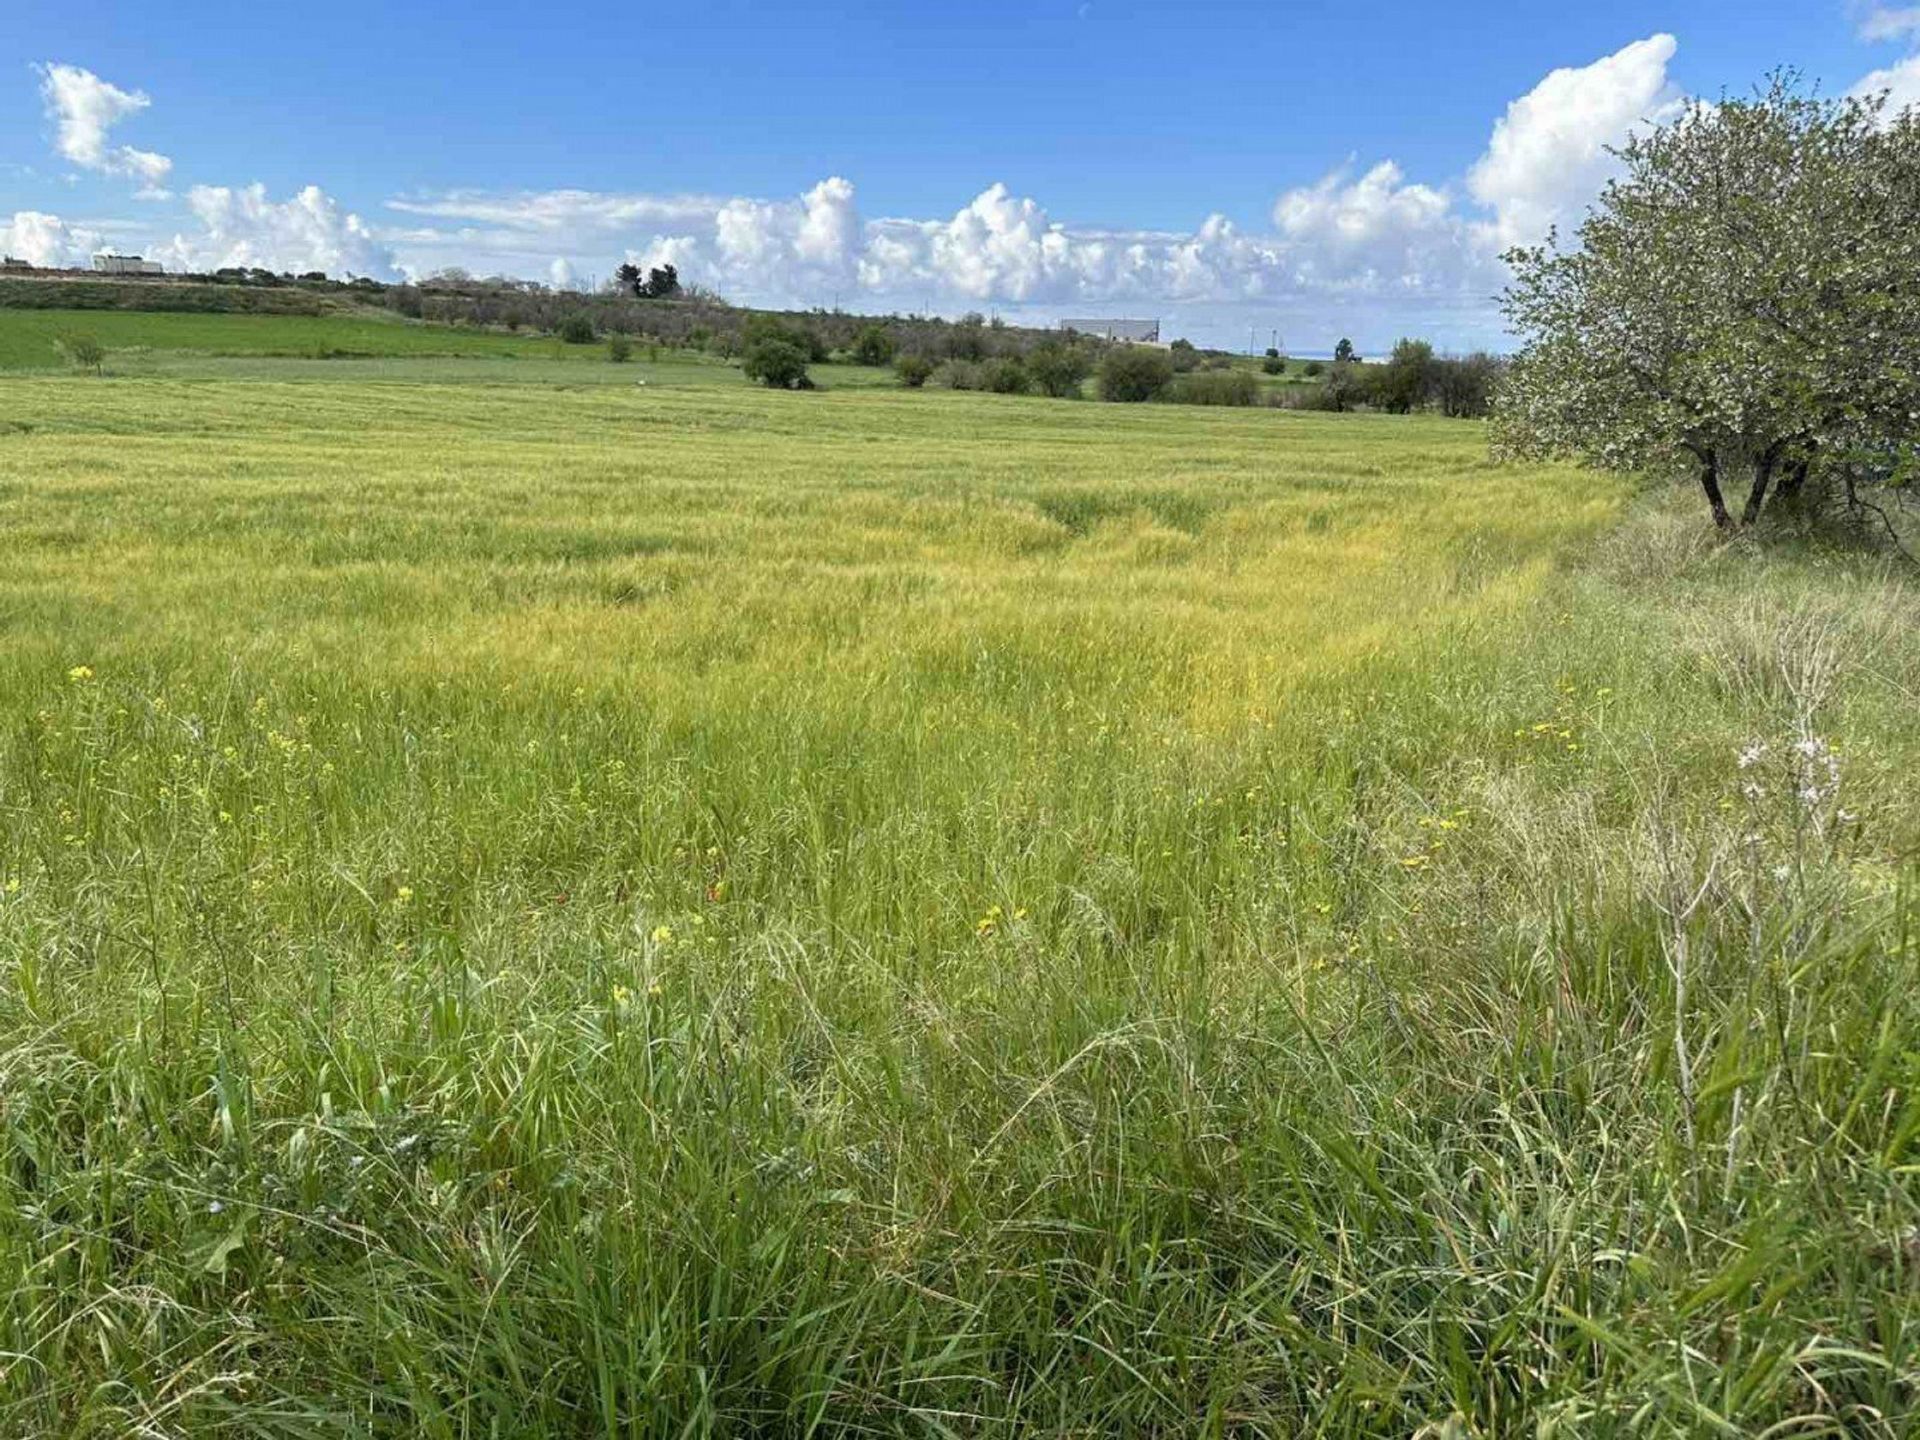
left=1168, top=338, right=1201, bottom=373
left=1376, top=338, right=1436, bottom=414
left=55, top=332, right=106, bottom=374
left=851, top=324, right=897, bottom=366
left=1026, top=340, right=1093, bottom=398
left=1098, top=346, right=1174, bottom=403
left=1495, top=77, right=1920, bottom=532
left=615, top=261, right=681, bottom=299
left=558, top=313, right=596, bottom=344
left=1334, top=338, right=1356, bottom=365
left=743, top=337, right=812, bottom=389
left=945, top=315, right=990, bottom=362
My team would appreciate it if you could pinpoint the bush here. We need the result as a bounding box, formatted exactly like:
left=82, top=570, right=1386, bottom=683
left=895, top=355, right=935, bottom=388
left=1303, top=360, right=1324, bottom=378
left=1164, top=369, right=1259, bottom=406
left=933, top=360, right=986, bottom=391
left=1261, top=356, right=1286, bottom=376
left=1318, top=362, right=1368, bottom=412
left=944, top=316, right=990, bottom=362
left=607, top=335, right=632, bottom=363
left=1026, top=340, right=1093, bottom=398
left=558, top=314, right=596, bottom=344
left=1432, top=353, right=1504, bottom=418
left=1098, top=346, right=1175, bottom=403
left=983, top=357, right=1029, bottom=394
left=1168, top=338, right=1201, bottom=373
left=1277, top=381, right=1344, bottom=411
left=1375, top=338, right=1437, bottom=413
left=54, top=332, right=106, bottom=374
left=851, top=325, right=897, bottom=367
left=741, top=338, right=813, bottom=390
left=745, top=315, right=828, bottom=364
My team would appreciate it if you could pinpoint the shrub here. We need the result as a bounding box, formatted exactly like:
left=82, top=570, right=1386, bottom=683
left=933, top=360, right=986, bottom=391
left=1168, top=338, right=1201, bottom=373
left=1433, top=353, right=1504, bottom=418
left=741, top=338, right=813, bottom=389
left=895, top=355, right=935, bottom=388
left=851, top=325, right=897, bottom=367
left=1375, top=338, right=1437, bottom=413
left=1303, top=360, right=1324, bottom=377
left=944, top=316, right=990, bottom=362
left=1318, top=362, right=1367, bottom=412
left=1277, top=381, right=1344, bottom=411
left=1026, top=340, right=1093, bottom=398
left=558, top=313, right=596, bottom=344
left=1262, top=356, right=1286, bottom=376
left=54, top=332, right=106, bottom=374
left=983, top=357, right=1030, bottom=394
left=1098, top=346, right=1174, bottom=403
left=1165, top=369, right=1259, bottom=406
left=745, top=315, right=828, bottom=364
left=607, top=335, right=632, bottom=363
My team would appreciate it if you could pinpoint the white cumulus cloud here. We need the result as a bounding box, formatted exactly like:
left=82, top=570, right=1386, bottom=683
left=37, top=63, right=173, bottom=196
left=156, top=184, right=398, bottom=279
left=1859, top=5, right=1920, bottom=41
left=1467, top=33, right=1684, bottom=251
left=1273, top=161, right=1483, bottom=293
left=1852, top=53, right=1920, bottom=118
left=0, top=210, right=100, bottom=267
left=371, top=31, right=1682, bottom=337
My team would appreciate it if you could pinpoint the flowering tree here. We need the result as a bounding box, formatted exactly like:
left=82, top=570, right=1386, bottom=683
left=1493, top=78, right=1920, bottom=534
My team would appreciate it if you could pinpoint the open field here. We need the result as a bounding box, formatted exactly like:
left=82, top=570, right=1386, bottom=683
left=0, top=307, right=597, bottom=370
left=1, top=358, right=1918, bottom=1434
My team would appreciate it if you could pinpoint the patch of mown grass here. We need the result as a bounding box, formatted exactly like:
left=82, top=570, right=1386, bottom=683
left=0, top=372, right=1915, bottom=1435
left=0, top=307, right=569, bottom=370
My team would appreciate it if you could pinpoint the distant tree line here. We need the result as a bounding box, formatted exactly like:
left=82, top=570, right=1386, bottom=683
left=1286, top=342, right=1505, bottom=418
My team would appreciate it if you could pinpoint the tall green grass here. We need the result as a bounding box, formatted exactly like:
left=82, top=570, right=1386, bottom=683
left=0, top=375, right=1915, bottom=1434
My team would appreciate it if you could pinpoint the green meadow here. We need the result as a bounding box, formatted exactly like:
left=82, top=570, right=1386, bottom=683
left=1, top=346, right=1917, bottom=1434
left=0, top=307, right=623, bottom=370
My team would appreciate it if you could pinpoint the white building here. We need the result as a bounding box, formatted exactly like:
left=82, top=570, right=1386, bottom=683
left=92, top=254, right=164, bottom=276
left=1059, top=317, right=1162, bottom=344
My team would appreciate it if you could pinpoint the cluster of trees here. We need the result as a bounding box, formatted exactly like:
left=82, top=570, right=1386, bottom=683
left=1495, top=77, right=1920, bottom=536
left=1304, top=342, right=1504, bottom=417
left=911, top=338, right=1095, bottom=397
left=740, top=315, right=830, bottom=389
left=612, top=262, right=681, bottom=300
left=900, top=342, right=1265, bottom=406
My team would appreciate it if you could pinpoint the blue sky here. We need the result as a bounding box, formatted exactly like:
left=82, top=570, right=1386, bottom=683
left=4, top=1, right=1916, bottom=350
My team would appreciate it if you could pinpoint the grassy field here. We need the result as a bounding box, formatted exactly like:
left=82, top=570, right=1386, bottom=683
left=1, top=357, right=1917, bottom=1435
left=0, top=307, right=619, bottom=370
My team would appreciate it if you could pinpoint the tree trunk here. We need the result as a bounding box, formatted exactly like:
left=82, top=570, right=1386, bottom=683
left=1774, top=458, right=1809, bottom=512
left=1741, top=449, right=1781, bottom=527
left=1697, top=449, right=1733, bottom=530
